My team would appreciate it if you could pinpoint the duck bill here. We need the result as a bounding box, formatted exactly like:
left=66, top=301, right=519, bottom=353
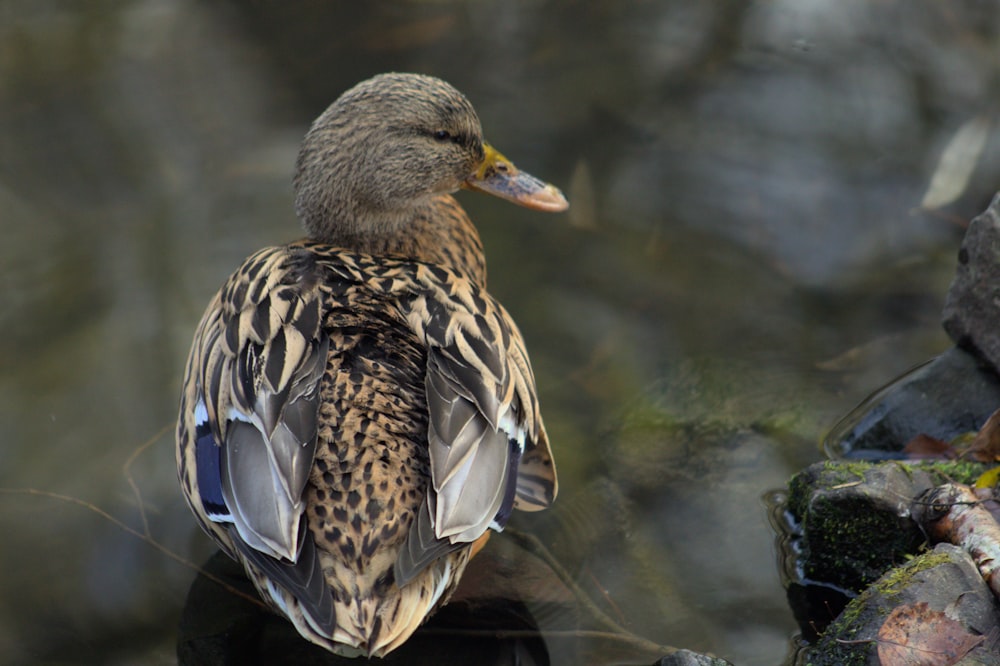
left=463, top=144, right=569, bottom=212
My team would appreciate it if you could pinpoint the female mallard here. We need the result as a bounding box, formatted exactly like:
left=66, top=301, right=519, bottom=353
left=176, top=72, right=565, bottom=657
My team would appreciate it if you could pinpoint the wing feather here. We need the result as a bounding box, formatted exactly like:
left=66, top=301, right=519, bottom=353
left=193, top=247, right=330, bottom=564
left=393, top=264, right=557, bottom=584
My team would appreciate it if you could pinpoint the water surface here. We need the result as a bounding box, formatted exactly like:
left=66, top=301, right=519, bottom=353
left=2, top=2, right=996, bottom=664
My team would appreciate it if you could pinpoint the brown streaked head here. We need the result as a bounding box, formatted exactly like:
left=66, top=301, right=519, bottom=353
left=293, top=73, right=567, bottom=244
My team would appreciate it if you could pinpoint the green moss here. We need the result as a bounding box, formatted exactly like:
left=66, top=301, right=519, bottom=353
left=789, top=460, right=988, bottom=519
left=806, top=549, right=957, bottom=664
left=787, top=460, right=949, bottom=591
left=801, top=492, right=924, bottom=591
left=871, top=549, right=952, bottom=599
left=787, top=457, right=994, bottom=664
left=787, top=460, right=871, bottom=519
left=915, top=459, right=988, bottom=485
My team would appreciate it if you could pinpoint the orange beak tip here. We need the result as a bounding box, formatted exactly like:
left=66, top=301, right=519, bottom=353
left=464, top=161, right=569, bottom=213
left=531, top=185, right=570, bottom=212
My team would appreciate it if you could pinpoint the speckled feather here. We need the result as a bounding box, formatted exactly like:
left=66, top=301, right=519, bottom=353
left=176, top=73, right=562, bottom=657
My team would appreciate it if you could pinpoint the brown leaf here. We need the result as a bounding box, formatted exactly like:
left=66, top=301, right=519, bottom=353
left=877, top=601, right=984, bottom=666
left=966, top=408, right=1000, bottom=462
left=902, top=434, right=956, bottom=460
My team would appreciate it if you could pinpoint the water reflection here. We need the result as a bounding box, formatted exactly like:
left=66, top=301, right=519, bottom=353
left=2, top=1, right=996, bottom=664
left=178, top=551, right=552, bottom=666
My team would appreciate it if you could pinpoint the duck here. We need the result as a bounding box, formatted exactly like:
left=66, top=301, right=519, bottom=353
left=176, top=72, right=566, bottom=657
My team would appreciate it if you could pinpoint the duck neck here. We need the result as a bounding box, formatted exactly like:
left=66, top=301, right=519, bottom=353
left=311, top=195, right=488, bottom=287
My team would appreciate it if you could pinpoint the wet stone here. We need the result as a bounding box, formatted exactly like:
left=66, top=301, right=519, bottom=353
left=780, top=459, right=989, bottom=643
left=824, top=346, right=1000, bottom=457
left=786, top=460, right=936, bottom=593
left=652, top=650, right=733, bottom=666
left=944, top=192, right=1000, bottom=375
left=803, top=544, right=1000, bottom=665
left=781, top=195, right=1000, bottom=663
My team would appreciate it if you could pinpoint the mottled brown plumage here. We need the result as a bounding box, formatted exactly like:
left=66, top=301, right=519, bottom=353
left=176, top=72, right=566, bottom=656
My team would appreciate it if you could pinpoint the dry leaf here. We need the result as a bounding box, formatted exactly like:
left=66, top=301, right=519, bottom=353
left=877, top=601, right=984, bottom=665
left=966, top=408, right=1000, bottom=463
left=921, top=115, right=992, bottom=210
left=567, top=159, right=598, bottom=229
left=903, top=433, right=956, bottom=459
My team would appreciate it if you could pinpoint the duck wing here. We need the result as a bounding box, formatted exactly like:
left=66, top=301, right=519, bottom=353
left=182, top=245, right=335, bottom=631
left=183, top=244, right=557, bottom=597
left=393, top=262, right=558, bottom=584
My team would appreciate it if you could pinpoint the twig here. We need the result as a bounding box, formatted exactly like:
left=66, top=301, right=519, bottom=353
left=503, top=527, right=677, bottom=656
left=0, top=488, right=264, bottom=609
left=122, top=423, right=172, bottom=537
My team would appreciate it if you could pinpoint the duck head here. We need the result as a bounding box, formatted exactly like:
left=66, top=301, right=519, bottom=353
left=293, top=72, right=567, bottom=243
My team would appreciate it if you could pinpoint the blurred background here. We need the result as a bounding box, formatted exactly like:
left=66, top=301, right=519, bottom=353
left=1, top=1, right=998, bottom=664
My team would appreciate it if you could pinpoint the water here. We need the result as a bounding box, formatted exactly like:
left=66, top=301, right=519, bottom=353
left=1, top=1, right=995, bottom=664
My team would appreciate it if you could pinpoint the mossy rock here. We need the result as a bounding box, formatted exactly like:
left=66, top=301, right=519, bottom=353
left=804, top=544, right=1000, bottom=665
left=787, top=459, right=987, bottom=593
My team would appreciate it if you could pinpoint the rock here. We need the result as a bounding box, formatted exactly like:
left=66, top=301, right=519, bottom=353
left=826, top=194, right=1000, bottom=458
left=652, top=650, right=732, bottom=666
left=781, top=460, right=989, bottom=641
left=804, top=544, right=1000, bottom=665
left=784, top=194, right=1000, bottom=664
left=786, top=461, right=937, bottom=593
left=824, top=346, right=1000, bottom=457
left=944, top=192, right=1000, bottom=375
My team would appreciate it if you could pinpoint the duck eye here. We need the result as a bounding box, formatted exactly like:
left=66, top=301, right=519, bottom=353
left=433, top=130, right=452, bottom=142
